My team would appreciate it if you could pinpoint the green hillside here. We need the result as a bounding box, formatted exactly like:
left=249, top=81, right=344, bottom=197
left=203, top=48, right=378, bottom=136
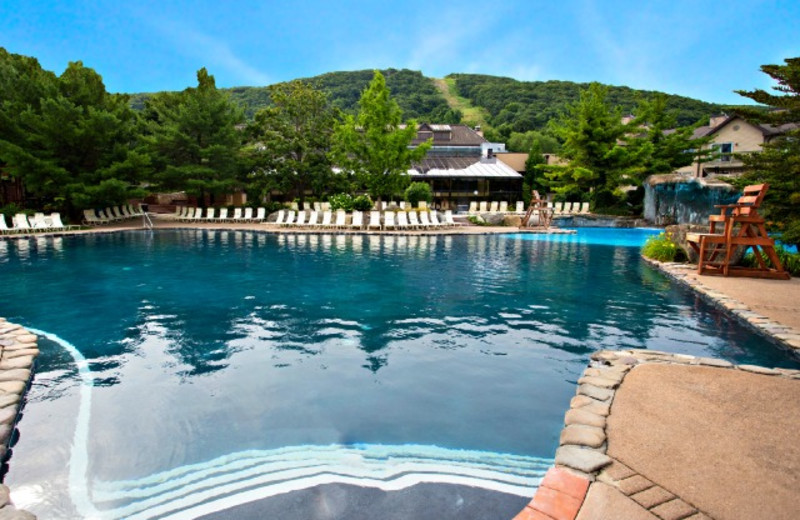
left=130, top=69, right=728, bottom=132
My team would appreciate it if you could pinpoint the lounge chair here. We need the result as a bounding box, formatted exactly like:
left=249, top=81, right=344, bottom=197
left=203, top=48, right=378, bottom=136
left=444, top=210, right=457, bottom=227
left=217, top=208, right=229, bottom=222
left=499, top=201, right=508, bottom=213
left=231, top=207, right=243, bottom=222
left=284, top=210, right=296, bottom=227
left=274, top=210, right=285, bottom=226
left=320, top=210, right=332, bottom=228
left=408, top=210, right=421, bottom=229
left=307, top=210, right=319, bottom=227
left=0, top=215, right=16, bottom=235
left=128, top=204, right=144, bottom=217
left=479, top=201, right=488, bottom=213
left=334, top=210, right=346, bottom=229
left=381, top=201, right=388, bottom=210
left=243, top=207, right=254, bottom=221
left=468, top=201, right=478, bottom=214
left=13, top=214, right=32, bottom=233
left=578, top=202, right=590, bottom=214
left=384, top=211, right=396, bottom=230
left=400, top=201, right=407, bottom=210
left=430, top=211, right=444, bottom=227
left=314, top=202, right=322, bottom=212
left=255, top=207, right=266, bottom=222
left=553, top=202, right=564, bottom=215
left=368, top=211, right=382, bottom=230
left=419, top=201, right=428, bottom=210
left=82, top=209, right=102, bottom=225
left=351, top=210, right=364, bottom=230
left=489, top=201, right=499, bottom=213
left=50, top=212, right=77, bottom=231
left=564, top=202, right=574, bottom=214
left=119, top=206, right=133, bottom=218
left=397, top=211, right=410, bottom=230
left=112, top=206, right=127, bottom=220
left=296, top=211, right=307, bottom=226
left=419, top=211, right=432, bottom=228
left=205, top=208, right=216, bottom=221
left=31, top=213, right=50, bottom=229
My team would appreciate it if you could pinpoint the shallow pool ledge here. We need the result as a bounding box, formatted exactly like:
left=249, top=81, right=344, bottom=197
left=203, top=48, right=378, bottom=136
left=642, top=257, right=800, bottom=359
left=0, top=318, right=39, bottom=519
left=513, top=349, right=800, bottom=520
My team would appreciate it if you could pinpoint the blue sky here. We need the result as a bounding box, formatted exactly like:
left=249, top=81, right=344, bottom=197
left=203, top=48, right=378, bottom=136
left=1, top=0, right=798, bottom=104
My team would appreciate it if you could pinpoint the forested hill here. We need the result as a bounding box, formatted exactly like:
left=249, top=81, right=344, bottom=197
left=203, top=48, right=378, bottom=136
left=446, top=74, right=726, bottom=131
left=129, top=68, right=727, bottom=131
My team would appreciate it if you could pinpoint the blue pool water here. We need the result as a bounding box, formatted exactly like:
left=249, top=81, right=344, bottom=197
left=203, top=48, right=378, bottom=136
left=0, top=229, right=796, bottom=519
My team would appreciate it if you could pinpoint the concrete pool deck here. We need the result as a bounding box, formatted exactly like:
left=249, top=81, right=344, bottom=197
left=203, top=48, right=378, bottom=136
left=517, top=350, right=800, bottom=520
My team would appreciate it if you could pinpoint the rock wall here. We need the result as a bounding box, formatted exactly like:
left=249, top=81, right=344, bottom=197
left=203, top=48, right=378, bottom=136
left=644, top=175, right=739, bottom=226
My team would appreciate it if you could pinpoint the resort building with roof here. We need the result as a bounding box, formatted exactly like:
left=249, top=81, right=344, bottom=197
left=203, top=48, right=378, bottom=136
left=676, top=114, right=798, bottom=178
left=405, top=123, right=522, bottom=209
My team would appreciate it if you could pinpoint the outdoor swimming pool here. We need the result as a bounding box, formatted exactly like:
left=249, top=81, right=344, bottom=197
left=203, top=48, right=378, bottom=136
left=1, top=229, right=797, bottom=519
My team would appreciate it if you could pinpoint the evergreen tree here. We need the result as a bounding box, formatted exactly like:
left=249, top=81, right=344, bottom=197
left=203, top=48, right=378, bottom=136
left=144, top=68, right=244, bottom=204
left=246, top=80, right=337, bottom=202
left=332, top=71, right=431, bottom=203
left=522, top=140, right=547, bottom=203
left=734, top=57, right=800, bottom=247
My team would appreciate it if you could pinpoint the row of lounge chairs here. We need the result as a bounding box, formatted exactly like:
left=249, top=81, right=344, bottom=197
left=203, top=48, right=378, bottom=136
left=83, top=205, right=144, bottom=225
left=467, top=201, right=590, bottom=215
left=167, top=206, right=268, bottom=222
left=1, top=212, right=78, bottom=235
left=275, top=209, right=458, bottom=230
left=289, top=201, right=428, bottom=212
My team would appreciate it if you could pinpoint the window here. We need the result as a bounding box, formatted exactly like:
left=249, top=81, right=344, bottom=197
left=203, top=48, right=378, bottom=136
left=712, top=142, right=733, bottom=162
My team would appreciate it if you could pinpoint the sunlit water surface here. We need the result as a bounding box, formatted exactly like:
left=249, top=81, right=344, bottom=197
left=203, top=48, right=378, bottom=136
left=0, top=230, right=796, bottom=519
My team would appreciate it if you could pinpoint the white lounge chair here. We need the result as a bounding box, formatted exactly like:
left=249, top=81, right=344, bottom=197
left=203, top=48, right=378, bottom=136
left=110, top=206, right=125, bottom=220
left=489, top=201, right=499, bottom=213
left=399, top=201, right=407, bottom=210
left=274, top=210, right=286, bottom=226
left=216, top=208, right=229, bottom=222
left=419, top=211, right=432, bottom=228
left=50, top=212, right=77, bottom=231
left=479, top=201, right=488, bottom=213
left=351, top=210, right=364, bottom=229
left=314, top=202, right=322, bottom=212
left=444, top=210, right=457, bottom=227
left=128, top=204, right=144, bottom=217
left=397, top=211, right=410, bottom=230
left=563, top=202, right=573, bottom=214
left=307, top=210, right=319, bottom=227
left=468, top=201, right=478, bottom=214
left=13, top=214, right=32, bottom=233
left=119, top=206, right=133, bottom=218
left=334, top=210, right=346, bottom=229
left=254, top=207, right=266, bottom=222
left=514, top=201, right=524, bottom=213
left=384, top=211, right=396, bottom=230
left=368, top=211, right=382, bottom=230
left=408, top=210, right=421, bottom=229
left=0, top=215, right=17, bottom=235
left=553, top=202, right=564, bottom=215
left=205, top=208, right=216, bottom=220
left=579, top=202, right=590, bottom=214
left=284, top=210, right=296, bottom=227
left=320, top=210, right=332, bottom=228
left=231, top=207, right=243, bottom=222
left=499, top=201, right=508, bottom=213
left=430, top=211, right=444, bottom=227
left=31, top=213, right=50, bottom=229
left=296, top=211, right=307, bottom=226
left=243, top=207, right=254, bottom=221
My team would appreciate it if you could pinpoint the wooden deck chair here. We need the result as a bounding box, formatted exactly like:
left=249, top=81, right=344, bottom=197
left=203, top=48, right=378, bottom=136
left=687, top=184, right=788, bottom=279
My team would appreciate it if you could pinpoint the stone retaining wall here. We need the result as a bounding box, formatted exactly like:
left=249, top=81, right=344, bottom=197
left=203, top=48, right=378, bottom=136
left=0, top=318, right=39, bottom=519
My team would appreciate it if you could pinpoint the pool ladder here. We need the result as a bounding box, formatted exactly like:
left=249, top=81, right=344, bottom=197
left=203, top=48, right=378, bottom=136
left=142, top=212, right=154, bottom=230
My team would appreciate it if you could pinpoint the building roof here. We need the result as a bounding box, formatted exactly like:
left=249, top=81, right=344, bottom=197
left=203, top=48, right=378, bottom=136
left=409, top=156, right=522, bottom=179
left=691, top=115, right=799, bottom=139
left=408, top=123, right=487, bottom=147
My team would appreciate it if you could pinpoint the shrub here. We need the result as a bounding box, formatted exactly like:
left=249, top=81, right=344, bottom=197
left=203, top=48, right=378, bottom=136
left=642, top=232, right=685, bottom=262
left=467, top=215, right=490, bottom=226
left=742, top=245, right=800, bottom=276
left=405, top=182, right=432, bottom=207
left=351, top=195, right=373, bottom=211
left=329, top=193, right=354, bottom=211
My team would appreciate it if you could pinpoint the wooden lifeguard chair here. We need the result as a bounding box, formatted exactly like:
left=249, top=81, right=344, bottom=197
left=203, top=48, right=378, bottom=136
left=520, top=190, right=552, bottom=229
left=686, top=184, right=789, bottom=279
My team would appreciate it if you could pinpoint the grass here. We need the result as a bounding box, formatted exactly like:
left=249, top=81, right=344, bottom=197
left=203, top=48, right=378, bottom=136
left=433, top=78, right=490, bottom=128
